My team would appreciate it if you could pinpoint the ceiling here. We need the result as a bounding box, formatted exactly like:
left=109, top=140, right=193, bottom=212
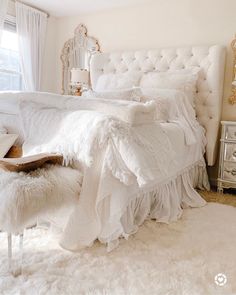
left=22, top=0, right=148, bottom=17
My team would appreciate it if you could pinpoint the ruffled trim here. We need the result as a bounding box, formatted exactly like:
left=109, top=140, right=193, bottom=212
left=99, top=160, right=209, bottom=252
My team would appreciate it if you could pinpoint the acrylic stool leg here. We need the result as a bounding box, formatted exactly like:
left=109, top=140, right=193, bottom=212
left=7, top=233, right=12, bottom=272
left=18, top=232, right=24, bottom=274
left=7, top=232, right=24, bottom=276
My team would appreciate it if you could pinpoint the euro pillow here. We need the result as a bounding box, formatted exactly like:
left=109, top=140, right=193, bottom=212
left=94, top=72, right=141, bottom=92
left=0, top=134, right=18, bottom=158
left=139, top=68, right=200, bottom=107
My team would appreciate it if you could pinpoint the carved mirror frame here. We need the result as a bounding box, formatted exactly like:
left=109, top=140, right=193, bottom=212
left=60, top=24, right=100, bottom=95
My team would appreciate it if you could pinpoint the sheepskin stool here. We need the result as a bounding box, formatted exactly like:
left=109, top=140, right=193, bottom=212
left=0, top=163, right=82, bottom=276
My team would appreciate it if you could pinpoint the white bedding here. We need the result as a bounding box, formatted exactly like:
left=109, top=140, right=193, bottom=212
left=14, top=92, right=209, bottom=251
left=0, top=113, right=24, bottom=145
left=59, top=122, right=208, bottom=251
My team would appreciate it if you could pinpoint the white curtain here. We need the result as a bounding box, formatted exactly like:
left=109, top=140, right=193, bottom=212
left=0, top=0, right=8, bottom=41
left=16, top=2, right=47, bottom=91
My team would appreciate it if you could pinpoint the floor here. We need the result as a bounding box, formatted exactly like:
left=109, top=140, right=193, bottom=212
left=0, top=190, right=235, bottom=295
left=199, top=189, right=236, bottom=207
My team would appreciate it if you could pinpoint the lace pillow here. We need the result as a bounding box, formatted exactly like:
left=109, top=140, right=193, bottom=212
left=94, top=72, right=141, bottom=92
left=84, top=88, right=142, bottom=102
left=140, top=88, right=196, bottom=123
left=140, top=68, right=200, bottom=107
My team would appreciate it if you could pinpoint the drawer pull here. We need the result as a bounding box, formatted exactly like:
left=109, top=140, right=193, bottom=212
left=231, top=169, right=236, bottom=176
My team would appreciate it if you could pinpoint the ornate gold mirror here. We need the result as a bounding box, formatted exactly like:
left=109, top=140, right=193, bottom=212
left=60, top=24, right=100, bottom=95
left=229, top=36, right=236, bottom=104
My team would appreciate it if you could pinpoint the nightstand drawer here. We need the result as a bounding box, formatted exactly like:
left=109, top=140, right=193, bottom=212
left=218, top=121, right=236, bottom=193
left=223, top=162, right=236, bottom=181
left=225, top=125, right=236, bottom=140
left=224, top=143, right=236, bottom=161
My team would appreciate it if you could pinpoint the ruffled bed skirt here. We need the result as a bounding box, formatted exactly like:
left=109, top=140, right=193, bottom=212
left=103, top=160, right=209, bottom=251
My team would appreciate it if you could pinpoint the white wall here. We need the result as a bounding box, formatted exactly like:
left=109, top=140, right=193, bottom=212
left=41, top=16, right=58, bottom=92
left=54, top=0, right=236, bottom=121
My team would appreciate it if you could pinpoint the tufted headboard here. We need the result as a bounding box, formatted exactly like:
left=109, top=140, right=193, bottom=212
left=90, top=45, right=226, bottom=166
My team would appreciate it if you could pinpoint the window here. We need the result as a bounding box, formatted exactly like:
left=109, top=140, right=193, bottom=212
left=0, top=16, right=22, bottom=91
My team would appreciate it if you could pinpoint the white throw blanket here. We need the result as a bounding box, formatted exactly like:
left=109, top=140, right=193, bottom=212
left=21, top=102, right=173, bottom=186
left=19, top=101, right=178, bottom=248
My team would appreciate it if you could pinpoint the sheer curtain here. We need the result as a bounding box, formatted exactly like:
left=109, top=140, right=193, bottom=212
left=0, top=0, right=8, bottom=41
left=16, top=2, right=47, bottom=91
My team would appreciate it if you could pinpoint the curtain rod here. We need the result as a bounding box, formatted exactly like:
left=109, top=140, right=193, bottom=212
left=11, top=0, right=50, bottom=18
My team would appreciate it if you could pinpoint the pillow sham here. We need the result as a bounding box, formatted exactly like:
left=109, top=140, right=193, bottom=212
left=139, top=68, right=200, bottom=106
left=0, top=134, right=18, bottom=158
left=94, top=72, right=141, bottom=92
left=139, top=88, right=199, bottom=145
left=140, top=88, right=196, bottom=120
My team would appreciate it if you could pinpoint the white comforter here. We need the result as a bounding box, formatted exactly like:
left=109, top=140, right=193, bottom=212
left=16, top=92, right=207, bottom=251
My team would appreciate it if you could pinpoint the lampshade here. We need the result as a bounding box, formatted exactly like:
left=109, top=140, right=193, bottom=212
left=232, top=80, right=236, bottom=87
left=71, top=68, right=89, bottom=85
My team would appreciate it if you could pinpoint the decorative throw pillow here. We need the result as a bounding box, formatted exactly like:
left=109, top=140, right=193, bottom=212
left=94, top=72, right=141, bottom=92
left=0, top=134, right=18, bottom=158
left=139, top=68, right=200, bottom=107
left=84, top=88, right=142, bottom=102
left=139, top=88, right=196, bottom=123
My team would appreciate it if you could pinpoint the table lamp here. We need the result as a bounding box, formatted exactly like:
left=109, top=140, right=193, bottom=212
left=70, top=68, right=89, bottom=96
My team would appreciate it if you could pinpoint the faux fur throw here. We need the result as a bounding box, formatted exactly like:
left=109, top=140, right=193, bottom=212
left=65, top=96, right=157, bottom=125
left=0, top=165, right=82, bottom=234
left=20, top=101, right=173, bottom=186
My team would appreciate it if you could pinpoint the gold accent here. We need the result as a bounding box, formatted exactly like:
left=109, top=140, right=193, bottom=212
left=229, top=36, right=236, bottom=104
left=74, top=86, right=82, bottom=96
left=229, top=87, right=236, bottom=105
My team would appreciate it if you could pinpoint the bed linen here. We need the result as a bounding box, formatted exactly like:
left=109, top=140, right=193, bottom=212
left=16, top=95, right=209, bottom=251
left=0, top=113, right=24, bottom=145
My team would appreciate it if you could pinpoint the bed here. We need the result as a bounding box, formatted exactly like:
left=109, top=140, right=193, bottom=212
left=0, top=45, right=226, bottom=251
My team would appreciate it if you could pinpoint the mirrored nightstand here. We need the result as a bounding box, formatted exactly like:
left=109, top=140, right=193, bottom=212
left=218, top=121, right=236, bottom=193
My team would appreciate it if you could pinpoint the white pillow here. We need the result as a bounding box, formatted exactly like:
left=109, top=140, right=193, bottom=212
left=0, top=134, right=18, bottom=158
left=140, top=88, right=196, bottom=122
left=84, top=88, right=142, bottom=102
left=139, top=68, right=200, bottom=106
left=139, top=88, right=199, bottom=145
left=94, top=72, right=141, bottom=92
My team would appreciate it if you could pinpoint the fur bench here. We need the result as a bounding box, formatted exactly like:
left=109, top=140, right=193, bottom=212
left=0, top=156, right=82, bottom=275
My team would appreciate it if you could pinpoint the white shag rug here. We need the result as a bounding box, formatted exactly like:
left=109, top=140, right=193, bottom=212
left=0, top=203, right=236, bottom=295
